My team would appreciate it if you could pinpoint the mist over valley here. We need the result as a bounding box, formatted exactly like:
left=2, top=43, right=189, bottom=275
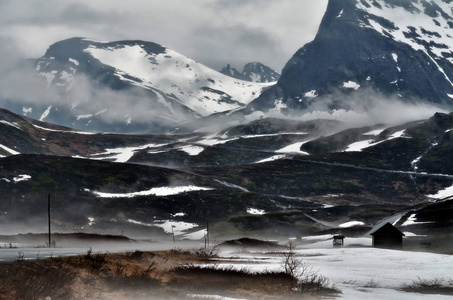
left=1, top=0, right=453, bottom=299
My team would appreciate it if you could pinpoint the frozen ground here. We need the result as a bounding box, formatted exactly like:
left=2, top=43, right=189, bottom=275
left=211, top=237, right=453, bottom=300
left=1, top=236, right=452, bottom=299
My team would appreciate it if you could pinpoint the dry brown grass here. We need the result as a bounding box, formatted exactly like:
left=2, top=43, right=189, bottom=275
left=0, top=248, right=337, bottom=300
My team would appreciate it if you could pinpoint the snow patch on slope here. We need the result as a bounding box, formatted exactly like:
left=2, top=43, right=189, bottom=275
left=0, top=120, right=21, bottom=130
left=89, top=143, right=168, bottom=163
left=0, top=144, right=20, bottom=155
left=178, top=145, right=205, bottom=156
left=344, top=129, right=408, bottom=152
left=343, top=81, right=360, bottom=90
left=356, top=0, right=453, bottom=87
left=402, top=214, right=434, bottom=226
left=338, top=221, right=365, bottom=228
left=13, top=175, right=31, bottom=183
left=427, top=183, right=453, bottom=200
left=89, top=185, right=214, bottom=198
left=276, top=142, right=309, bottom=155
left=247, top=208, right=266, bottom=215
left=39, top=105, right=52, bottom=121
left=84, top=43, right=273, bottom=116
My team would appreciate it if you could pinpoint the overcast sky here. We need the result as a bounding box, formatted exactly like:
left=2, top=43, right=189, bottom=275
left=0, top=0, right=328, bottom=72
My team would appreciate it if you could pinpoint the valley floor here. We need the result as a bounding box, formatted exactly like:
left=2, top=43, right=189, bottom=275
left=0, top=236, right=452, bottom=299
left=219, top=239, right=453, bottom=300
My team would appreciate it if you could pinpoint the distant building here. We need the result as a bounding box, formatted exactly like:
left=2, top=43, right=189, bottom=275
left=333, top=235, right=345, bottom=247
left=370, top=222, right=405, bottom=249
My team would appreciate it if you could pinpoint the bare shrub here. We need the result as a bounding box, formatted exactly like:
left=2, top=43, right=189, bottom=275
left=170, top=248, right=192, bottom=256
left=83, top=248, right=107, bottom=271
left=363, top=278, right=380, bottom=288
left=0, top=261, right=74, bottom=300
left=173, top=264, right=252, bottom=275
left=16, top=251, right=25, bottom=262
left=109, top=261, right=159, bottom=289
left=169, top=264, right=295, bottom=297
left=402, top=277, right=453, bottom=295
left=281, top=242, right=339, bottom=295
left=409, top=277, right=445, bottom=289
left=192, top=243, right=220, bottom=258
left=124, top=250, right=154, bottom=260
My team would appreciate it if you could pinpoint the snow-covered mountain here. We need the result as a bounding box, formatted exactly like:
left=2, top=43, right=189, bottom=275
left=27, top=38, right=273, bottom=132
left=247, top=0, right=453, bottom=114
left=220, top=62, right=280, bottom=83
left=220, top=64, right=243, bottom=80
left=2, top=0, right=453, bottom=134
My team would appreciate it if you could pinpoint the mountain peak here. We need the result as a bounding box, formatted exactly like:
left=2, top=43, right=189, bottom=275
left=248, top=0, right=453, bottom=113
left=27, top=38, right=273, bottom=133
left=220, top=62, right=280, bottom=83
left=220, top=64, right=242, bottom=79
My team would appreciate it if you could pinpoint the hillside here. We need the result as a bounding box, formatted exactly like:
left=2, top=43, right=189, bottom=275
left=0, top=108, right=452, bottom=240
left=0, top=0, right=453, bottom=243
left=2, top=38, right=273, bottom=133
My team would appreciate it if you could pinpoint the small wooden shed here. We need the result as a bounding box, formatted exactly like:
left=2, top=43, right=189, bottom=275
left=370, top=222, right=405, bottom=249
left=333, top=235, right=345, bottom=247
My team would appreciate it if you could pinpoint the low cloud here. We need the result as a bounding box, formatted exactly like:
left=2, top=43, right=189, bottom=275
left=0, top=1, right=328, bottom=71
left=191, top=24, right=280, bottom=71
left=0, top=57, right=190, bottom=132
left=282, top=87, right=450, bottom=128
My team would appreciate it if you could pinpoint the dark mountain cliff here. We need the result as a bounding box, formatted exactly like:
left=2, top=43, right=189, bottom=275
left=220, top=62, right=280, bottom=83
left=247, top=0, right=453, bottom=113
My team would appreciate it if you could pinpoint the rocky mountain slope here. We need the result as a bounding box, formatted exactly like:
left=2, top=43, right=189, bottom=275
left=220, top=62, right=280, bottom=83
left=247, top=0, right=453, bottom=114
left=1, top=0, right=453, bottom=242
left=2, top=38, right=272, bottom=133
left=0, top=107, right=452, bottom=240
left=2, top=0, right=453, bottom=133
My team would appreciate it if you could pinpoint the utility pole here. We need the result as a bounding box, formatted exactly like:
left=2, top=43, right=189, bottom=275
left=48, top=194, right=51, bottom=248
left=206, top=221, right=209, bottom=247
left=171, top=225, right=176, bottom=244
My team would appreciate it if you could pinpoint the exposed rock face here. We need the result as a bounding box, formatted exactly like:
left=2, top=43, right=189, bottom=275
left=248, top=0, right=453, bottom=113
left=220, top=62, right=280, bottom=83
left=5, top=38, right=271, bottom=133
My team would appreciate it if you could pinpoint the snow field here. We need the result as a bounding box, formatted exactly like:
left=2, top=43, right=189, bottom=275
left=207, top=238, right=453, bottom=300
left=88, top=185, right=214, bottom=198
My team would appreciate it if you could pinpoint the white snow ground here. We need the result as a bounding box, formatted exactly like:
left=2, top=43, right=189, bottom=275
left=1, top=235, right=452, bottom=300
left=209, top=237, right=453, bottom=300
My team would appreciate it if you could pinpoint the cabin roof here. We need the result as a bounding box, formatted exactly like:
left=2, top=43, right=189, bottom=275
left=369, top=222, right=405, bottom=237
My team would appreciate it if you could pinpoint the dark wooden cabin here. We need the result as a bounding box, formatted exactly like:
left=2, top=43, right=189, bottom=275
left=333, top=235, right=345, bottom=247
left=370, top=222, right=405, bottom=249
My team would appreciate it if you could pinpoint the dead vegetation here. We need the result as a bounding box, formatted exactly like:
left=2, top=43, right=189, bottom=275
left=0, top=247, right=339, bottom=300
left=401, top=277, right=453, bottom=295
left=281, top=242, right=339, bottom=295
